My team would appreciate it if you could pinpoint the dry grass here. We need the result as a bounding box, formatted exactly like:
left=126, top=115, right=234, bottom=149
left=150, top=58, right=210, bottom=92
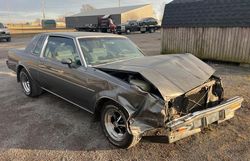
left=7, top=24, right=71, bottom=34
left=9, top=28, right=75, bottom=35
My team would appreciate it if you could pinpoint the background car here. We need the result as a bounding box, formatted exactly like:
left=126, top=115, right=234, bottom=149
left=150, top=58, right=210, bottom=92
left=0, top=22, right=11, bottom=42
left=138, top=17, right=158, bottom=26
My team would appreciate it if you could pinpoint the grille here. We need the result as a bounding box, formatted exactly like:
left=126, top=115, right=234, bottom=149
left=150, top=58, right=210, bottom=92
left=171, top=87, right=209, bottom=115
left=185, top=87, right=208, bottom=113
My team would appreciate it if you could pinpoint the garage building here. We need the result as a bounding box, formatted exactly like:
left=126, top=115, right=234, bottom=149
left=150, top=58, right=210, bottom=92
left=66, top=4, right=154, bottom=28
left=161, top=0, right=250, bottom=64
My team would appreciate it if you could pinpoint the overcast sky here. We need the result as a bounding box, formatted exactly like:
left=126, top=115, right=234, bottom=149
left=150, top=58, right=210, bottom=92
left=0, top=0, right=172, bottom=23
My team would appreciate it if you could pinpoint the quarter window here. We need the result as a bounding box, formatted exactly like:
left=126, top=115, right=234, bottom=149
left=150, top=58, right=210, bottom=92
left=25, top=35, right=40, bottom=53
left=32, top=35, right=46, bottom=56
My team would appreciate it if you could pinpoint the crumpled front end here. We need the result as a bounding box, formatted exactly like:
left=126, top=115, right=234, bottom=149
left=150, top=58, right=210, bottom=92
left=127, top=76, right=243, bottom=143
left=166, top=96, right=243, bottom=143
left=97, top=56, right=243, bottom=143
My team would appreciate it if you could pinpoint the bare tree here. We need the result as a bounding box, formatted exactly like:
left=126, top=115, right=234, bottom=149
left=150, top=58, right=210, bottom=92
left=56, top=16, right=65, bottom=22
left=80, top=4, right=95, bottom=13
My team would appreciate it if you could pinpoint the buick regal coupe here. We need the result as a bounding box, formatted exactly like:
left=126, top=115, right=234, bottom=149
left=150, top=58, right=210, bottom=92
left=6, top=32, right=243, bottom=148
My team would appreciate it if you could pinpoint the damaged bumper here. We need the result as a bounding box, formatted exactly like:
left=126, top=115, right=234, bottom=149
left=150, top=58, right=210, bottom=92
left=165, top=96, right=243, bottom=143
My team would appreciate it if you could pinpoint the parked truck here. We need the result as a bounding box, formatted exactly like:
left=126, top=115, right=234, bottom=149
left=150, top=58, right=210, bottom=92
left=116, top=17, right=161, bottom=34
left=41, top=19, right=56, bottom=29
left=75, top=15, right=116, bottom=33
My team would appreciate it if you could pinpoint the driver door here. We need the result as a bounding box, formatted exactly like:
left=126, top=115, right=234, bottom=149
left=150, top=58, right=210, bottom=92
left=38, top=36, right=95, bottom=109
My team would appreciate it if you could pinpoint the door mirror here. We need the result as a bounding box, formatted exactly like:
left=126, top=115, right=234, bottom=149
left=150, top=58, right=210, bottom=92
left=61, top=58, right=72, bottom=68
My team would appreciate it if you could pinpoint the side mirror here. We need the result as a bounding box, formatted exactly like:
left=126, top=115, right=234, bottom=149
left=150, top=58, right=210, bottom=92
left=61, top=58, right=72, bottom=68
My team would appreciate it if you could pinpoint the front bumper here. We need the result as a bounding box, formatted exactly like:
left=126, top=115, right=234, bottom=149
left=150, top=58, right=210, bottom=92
left=165, top=96, right=243, bottom=143
left=0, top=33, right=10, bottom=39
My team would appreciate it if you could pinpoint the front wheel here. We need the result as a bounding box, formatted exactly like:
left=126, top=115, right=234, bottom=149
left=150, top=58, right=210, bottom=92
left=101, top=102, right=141, bottom=148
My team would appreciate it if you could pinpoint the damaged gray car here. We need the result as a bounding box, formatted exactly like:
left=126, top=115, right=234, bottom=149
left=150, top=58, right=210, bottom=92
left=6, top=32, right=243, bottom=148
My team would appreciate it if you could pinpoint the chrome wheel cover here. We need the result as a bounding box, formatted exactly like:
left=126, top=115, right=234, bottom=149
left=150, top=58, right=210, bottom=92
left=104, top=106, right=127, bottom=142
left=20, top=72, right=31, bottom=94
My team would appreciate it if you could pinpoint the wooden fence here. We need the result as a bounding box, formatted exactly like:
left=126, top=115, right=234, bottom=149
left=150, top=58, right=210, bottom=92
left=161, top=27, right=250, bottom=64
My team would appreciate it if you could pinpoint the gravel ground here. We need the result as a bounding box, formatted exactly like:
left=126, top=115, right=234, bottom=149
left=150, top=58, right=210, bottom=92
left=0, top=32, right=249, bottom=161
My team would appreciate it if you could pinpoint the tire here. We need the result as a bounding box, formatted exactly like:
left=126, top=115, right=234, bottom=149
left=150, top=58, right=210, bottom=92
left=101, top=102, right=141, bottom=148
left=6, top=37, right=11, bottom=42
left=19, top=68, right=42, bottom=97
left=149, top=28, right=155, bottom=33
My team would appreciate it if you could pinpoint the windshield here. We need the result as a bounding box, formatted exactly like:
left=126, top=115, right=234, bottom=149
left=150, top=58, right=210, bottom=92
left=0, top=23, right=4, bottom=28
left=78, top=37, right=144, bottom=66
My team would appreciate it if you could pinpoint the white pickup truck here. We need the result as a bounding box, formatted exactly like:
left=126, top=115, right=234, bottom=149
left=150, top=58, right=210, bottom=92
left=0, top=22, right=11, bottom=42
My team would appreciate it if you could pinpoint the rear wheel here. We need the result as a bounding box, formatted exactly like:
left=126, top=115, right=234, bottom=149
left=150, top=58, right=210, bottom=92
left=126, top=29, right=131, bottom=34
left=6, top=37, right=11, bottom=42
left=19, top=69, right=42, bottom=97
left=101, top=102, right=141, bottom=148
left=149, top=28, right=155, bottom=33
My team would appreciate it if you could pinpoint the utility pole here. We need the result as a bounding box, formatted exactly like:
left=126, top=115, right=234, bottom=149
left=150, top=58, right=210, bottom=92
left=118, top=0, right=121, bottom=7
left=6, top=1, right=11, bottom=23
left=42, top=0, right=45, bottom=19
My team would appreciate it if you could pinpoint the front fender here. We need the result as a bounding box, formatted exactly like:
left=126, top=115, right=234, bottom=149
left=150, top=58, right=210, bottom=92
left=95, top=86, right=167, bottom=136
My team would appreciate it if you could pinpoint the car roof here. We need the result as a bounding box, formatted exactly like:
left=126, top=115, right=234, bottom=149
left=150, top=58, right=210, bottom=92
left=43, top=32, right=126, bottom=39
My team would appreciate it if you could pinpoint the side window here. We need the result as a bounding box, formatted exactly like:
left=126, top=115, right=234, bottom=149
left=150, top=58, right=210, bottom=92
left=32, top=35, right=46, bottom=56
left=25, top=35, right=40, bottom=53
left=44, top=36, right=81, bottom=66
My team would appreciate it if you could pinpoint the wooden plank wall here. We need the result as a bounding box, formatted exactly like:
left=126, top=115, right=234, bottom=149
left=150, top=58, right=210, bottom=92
left=161, top=27, right=250, bottom=64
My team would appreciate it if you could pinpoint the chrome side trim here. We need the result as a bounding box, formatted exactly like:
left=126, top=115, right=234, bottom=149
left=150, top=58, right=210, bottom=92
left=41, top=87, right=94, bottom=114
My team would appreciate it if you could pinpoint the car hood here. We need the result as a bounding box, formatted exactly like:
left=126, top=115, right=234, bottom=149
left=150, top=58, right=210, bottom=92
left=97, top=53, right=215, bottom=100
left=0, top=28, right=9, bottom=33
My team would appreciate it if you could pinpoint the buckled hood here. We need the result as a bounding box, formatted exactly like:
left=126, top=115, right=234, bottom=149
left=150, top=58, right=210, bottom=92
left=0, top=28, right=10, bottom=33
left=97, top=53, right=215, bottom=100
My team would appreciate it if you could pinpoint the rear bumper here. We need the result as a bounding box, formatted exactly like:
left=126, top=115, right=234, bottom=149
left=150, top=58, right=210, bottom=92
left=6, top=60, right=17, bottom=72
left=165, top=96, right=243, bottom=143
